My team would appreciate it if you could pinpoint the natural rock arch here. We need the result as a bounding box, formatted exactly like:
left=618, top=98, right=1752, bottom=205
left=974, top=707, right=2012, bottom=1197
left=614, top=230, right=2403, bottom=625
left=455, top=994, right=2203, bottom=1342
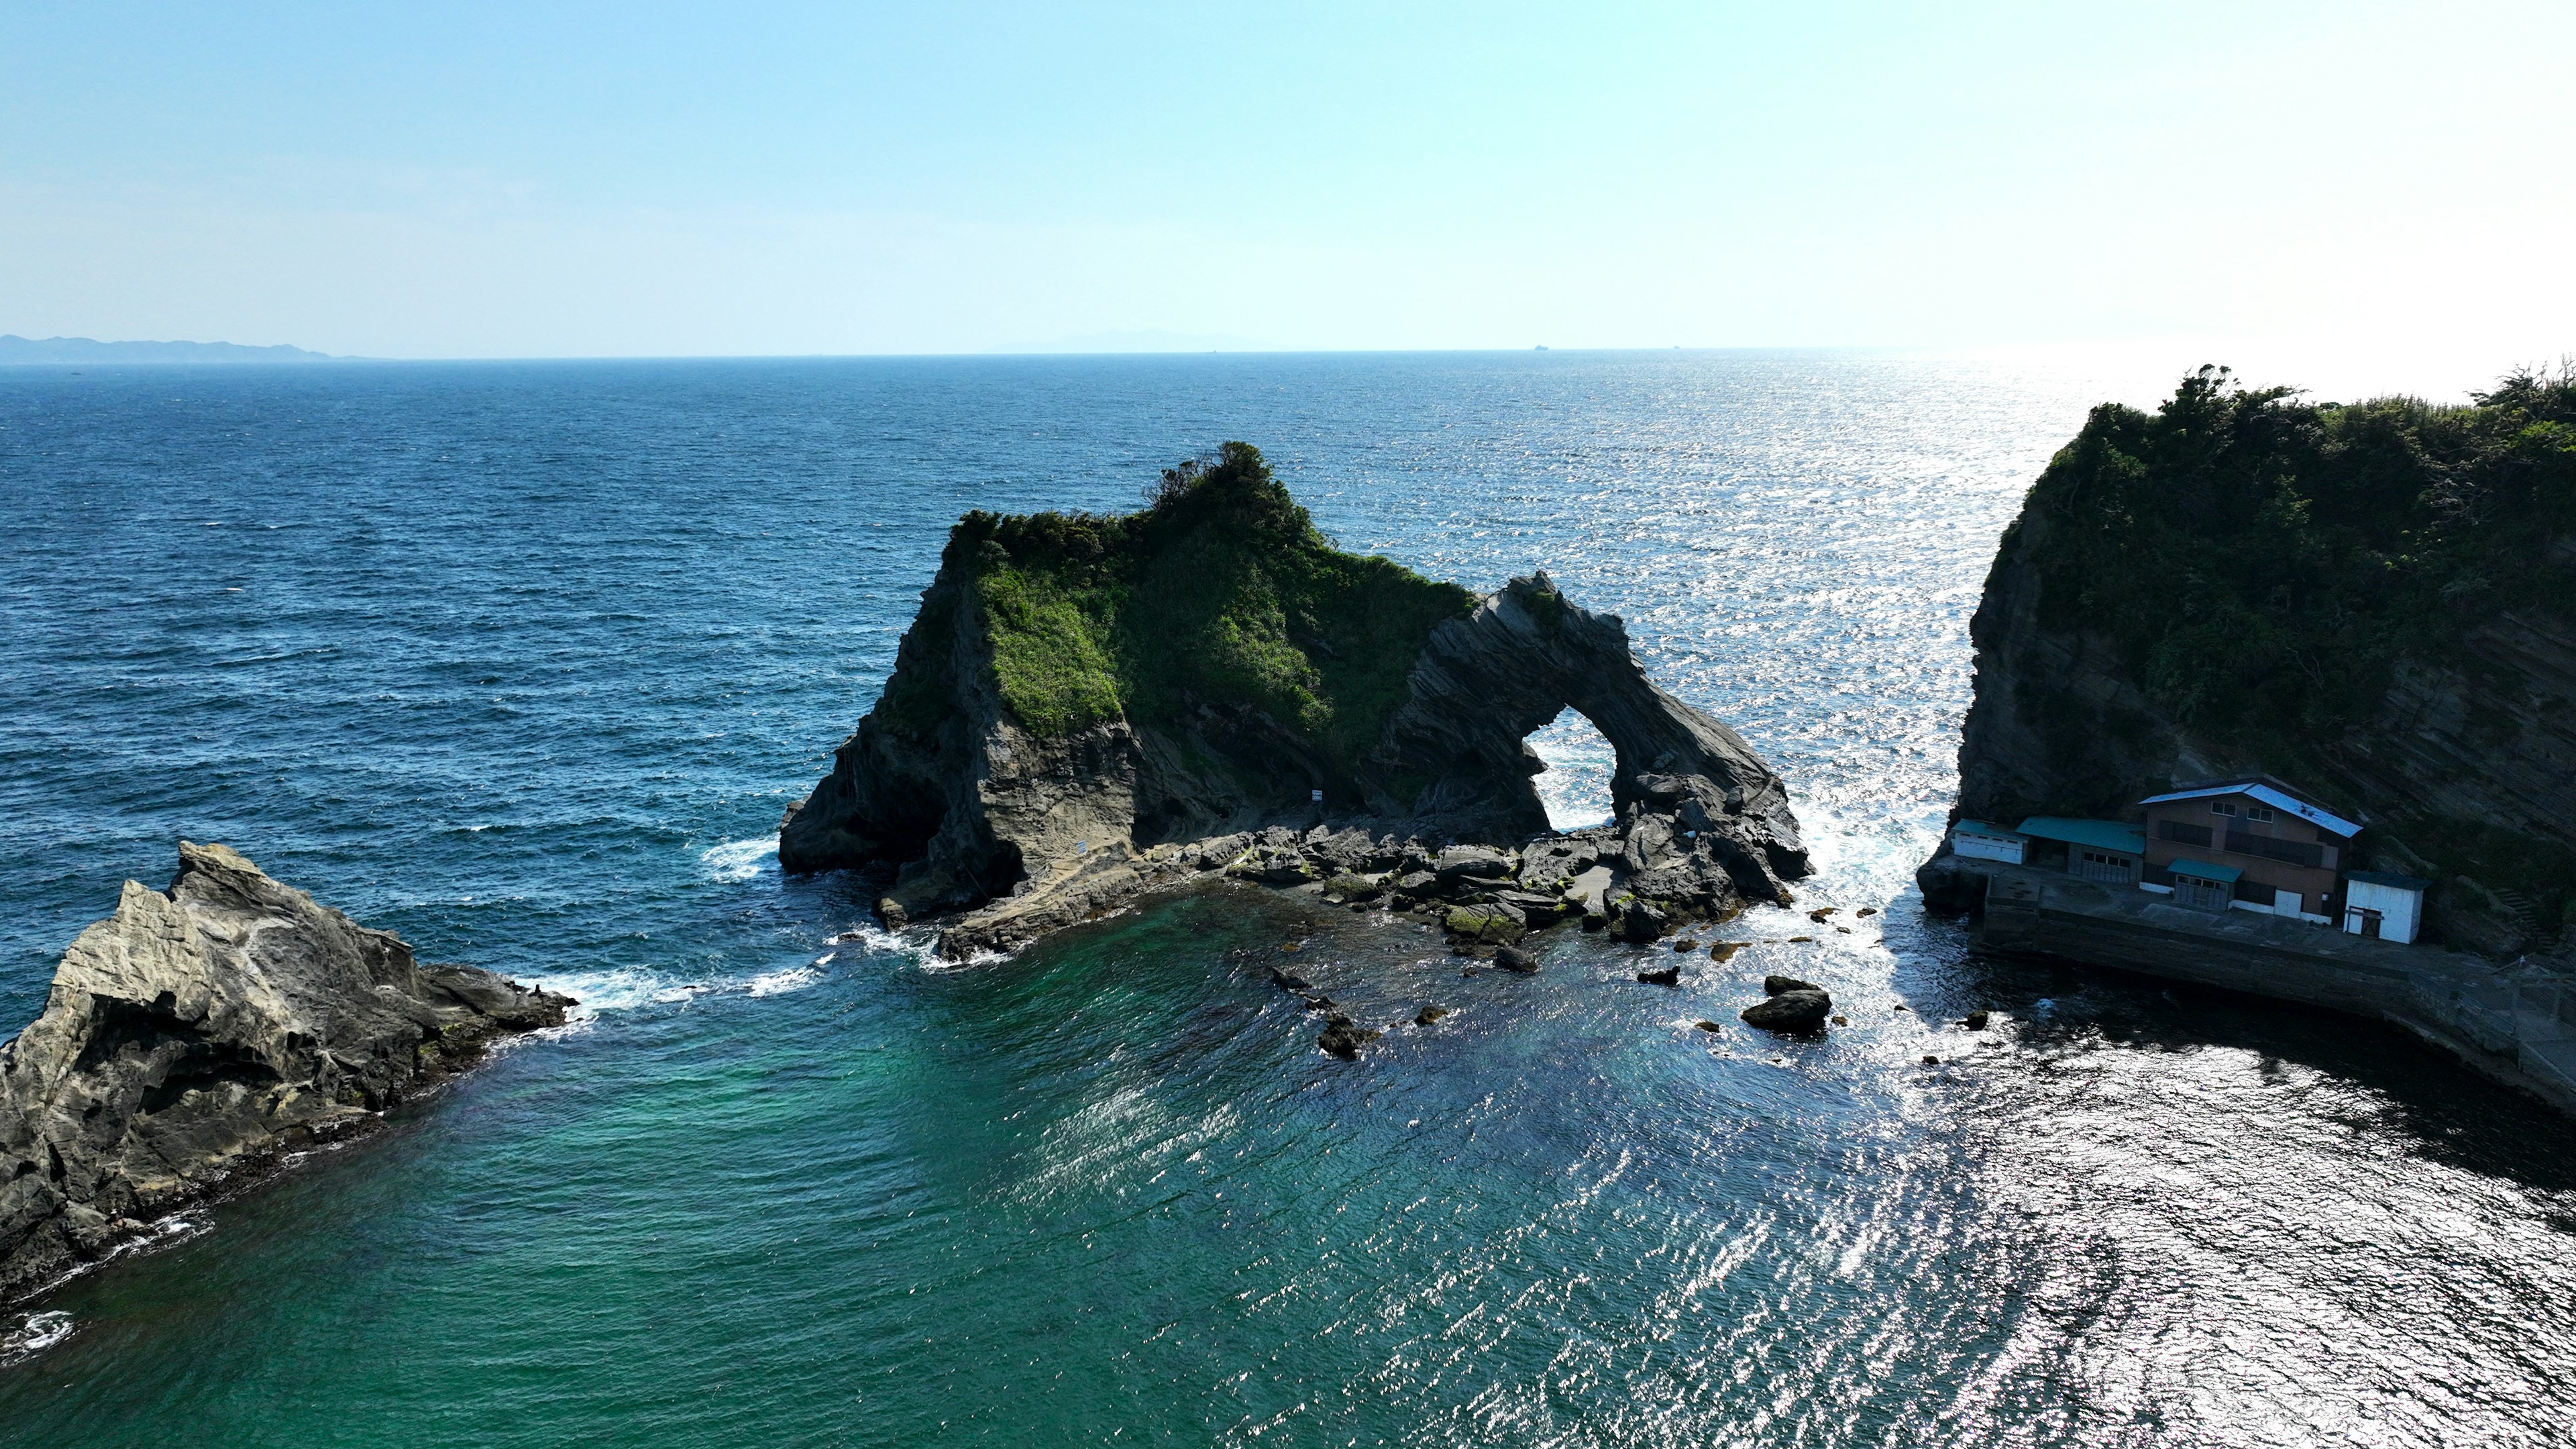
left=1357, top=574, right=1809, bottom=898
left=781, top=563, right=1809, bottom=955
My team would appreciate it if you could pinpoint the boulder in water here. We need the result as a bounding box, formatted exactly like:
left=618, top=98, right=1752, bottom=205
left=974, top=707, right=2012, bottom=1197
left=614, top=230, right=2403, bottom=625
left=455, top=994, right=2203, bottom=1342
left=1741, top=988, right=1832, bottom=1034
left=1318, top=1015, right=1383, bottom=1059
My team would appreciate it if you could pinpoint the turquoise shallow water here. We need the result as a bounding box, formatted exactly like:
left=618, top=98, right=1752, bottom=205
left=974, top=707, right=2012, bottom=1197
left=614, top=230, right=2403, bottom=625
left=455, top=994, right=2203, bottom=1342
left=2, top=352, right=2573, bottom=1445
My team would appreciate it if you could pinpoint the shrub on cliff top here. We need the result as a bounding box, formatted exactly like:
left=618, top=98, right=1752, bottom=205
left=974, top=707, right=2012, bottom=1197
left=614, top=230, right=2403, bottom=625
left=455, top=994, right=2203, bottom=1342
left=944, top=443, right=1479, bottom=772
left=2021, top=363, right=2576, bottom=747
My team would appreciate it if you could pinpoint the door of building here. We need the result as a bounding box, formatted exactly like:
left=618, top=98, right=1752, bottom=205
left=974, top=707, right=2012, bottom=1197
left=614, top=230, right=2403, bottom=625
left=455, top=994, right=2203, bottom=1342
left=2074, top=850, right=2135, bottom=885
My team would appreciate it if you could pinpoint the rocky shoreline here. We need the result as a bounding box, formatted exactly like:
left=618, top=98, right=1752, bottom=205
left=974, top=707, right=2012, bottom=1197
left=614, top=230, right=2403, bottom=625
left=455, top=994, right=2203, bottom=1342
left=0, top=843, right=571, bottom=1303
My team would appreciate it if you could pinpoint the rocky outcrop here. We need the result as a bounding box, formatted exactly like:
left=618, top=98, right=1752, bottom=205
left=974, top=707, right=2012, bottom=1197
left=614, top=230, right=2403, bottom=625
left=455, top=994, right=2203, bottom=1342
left=1927, top=500, right=2576, bottom=951
left=1741, top=977, right=1833, bottom=1034
left=784, top=498, right=1809, bottom=959
left=1921, top=370, right=2576, bottom=957
left=0, top=843, right=570, bottom=1302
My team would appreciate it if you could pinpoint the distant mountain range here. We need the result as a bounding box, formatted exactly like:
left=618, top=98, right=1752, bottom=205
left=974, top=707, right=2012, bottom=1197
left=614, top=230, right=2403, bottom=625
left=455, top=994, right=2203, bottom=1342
left=0, top=335, right=343, bottom=365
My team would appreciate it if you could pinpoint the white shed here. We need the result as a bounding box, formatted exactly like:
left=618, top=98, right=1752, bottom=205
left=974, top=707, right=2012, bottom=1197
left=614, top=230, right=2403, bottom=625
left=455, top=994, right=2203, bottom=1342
left=1951, top=820, right=2029, bottom=865
left=2343, top=871, right=2428, bottom=946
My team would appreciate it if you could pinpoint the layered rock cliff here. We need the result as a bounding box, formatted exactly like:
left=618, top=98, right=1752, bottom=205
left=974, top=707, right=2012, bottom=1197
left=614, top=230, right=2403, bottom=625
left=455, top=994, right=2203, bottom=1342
left=781, top=443, right=1809, bottom=955
left=0, top=843, right=570, bottom=1301
left=1924, top=366, right=2576, bottom=958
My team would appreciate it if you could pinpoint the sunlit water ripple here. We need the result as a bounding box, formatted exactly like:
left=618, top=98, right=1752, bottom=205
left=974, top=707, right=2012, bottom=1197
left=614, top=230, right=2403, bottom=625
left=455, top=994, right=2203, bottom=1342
left=1, top=352, right=2570, bottom=1445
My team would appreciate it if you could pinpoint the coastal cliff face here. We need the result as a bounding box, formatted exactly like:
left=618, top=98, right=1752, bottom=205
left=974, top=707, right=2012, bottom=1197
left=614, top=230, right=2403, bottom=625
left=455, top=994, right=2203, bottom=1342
left=0, top=843, right=570, bottom=1301
left=781, top=443, right=1809, bottom=955
left=1928, top=367, right=2576, bottom=957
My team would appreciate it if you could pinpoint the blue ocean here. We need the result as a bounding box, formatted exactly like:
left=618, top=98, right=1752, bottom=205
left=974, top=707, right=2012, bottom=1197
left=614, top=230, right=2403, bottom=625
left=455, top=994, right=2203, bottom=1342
left=2, top=352, right=2571, bottom=1446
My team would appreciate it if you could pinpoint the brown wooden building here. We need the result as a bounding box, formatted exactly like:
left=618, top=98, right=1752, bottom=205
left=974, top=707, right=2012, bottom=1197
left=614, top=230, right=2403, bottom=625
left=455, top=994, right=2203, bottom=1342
left=2136, top=779, right=2361, bottom=920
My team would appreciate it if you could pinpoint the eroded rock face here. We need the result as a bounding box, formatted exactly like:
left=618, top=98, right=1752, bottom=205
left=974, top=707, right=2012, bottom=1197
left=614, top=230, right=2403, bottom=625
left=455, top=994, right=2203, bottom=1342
left=0, top=843, right=570, bottom=1301
left=782, top=566, right=1809, bottom=959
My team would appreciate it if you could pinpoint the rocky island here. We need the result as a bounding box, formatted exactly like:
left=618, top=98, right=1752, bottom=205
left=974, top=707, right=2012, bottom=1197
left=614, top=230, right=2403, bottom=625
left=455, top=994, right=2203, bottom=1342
left=0, top=843, right=570, bottom=1302
left=781, top=443, right=1810, bottom=958
left=1920, top=366, right=2576, bottom=1109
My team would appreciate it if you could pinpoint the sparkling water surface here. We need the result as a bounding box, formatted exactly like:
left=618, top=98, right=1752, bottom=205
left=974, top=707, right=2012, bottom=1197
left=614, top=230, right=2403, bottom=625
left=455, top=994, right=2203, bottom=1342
left=1, top=353, right=2571, bottom=1445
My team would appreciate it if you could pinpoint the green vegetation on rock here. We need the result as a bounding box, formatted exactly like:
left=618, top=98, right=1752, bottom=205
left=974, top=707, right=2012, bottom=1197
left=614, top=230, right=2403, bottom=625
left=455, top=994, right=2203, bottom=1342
left=2022, top=365, right=2575, bottom=747
left=2012, top=364, right=2576, bottom=928
left=948, top=442, right=1479, bottom=771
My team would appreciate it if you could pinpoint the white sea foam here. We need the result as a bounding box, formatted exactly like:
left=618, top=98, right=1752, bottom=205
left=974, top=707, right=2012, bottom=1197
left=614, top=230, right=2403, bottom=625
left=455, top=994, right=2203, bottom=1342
left=700, top=836, right=777, bottom=883
left=829, top=922, right=949, bottom=971
left=747, top=965, right=821, bottom=996
left=1, top=1310, right=72, bottom=1361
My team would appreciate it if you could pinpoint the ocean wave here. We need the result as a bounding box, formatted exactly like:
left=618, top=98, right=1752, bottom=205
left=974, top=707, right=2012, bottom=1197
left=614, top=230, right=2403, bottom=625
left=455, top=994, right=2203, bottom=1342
left=700, top=837, right=777, bottom=883
left=1, top=1311, right=72, bottom=1363
left=747, top=965, right=822, bottom=996
left=829, top=922, right=946, bottom=971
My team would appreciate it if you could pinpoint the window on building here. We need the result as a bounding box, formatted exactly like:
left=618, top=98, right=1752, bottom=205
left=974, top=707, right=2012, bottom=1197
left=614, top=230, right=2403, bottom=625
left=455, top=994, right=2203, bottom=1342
left=2210, top=802, right=2237, bottom=816
left=2247, top=806, right=2275, bottom=822
left=2226, top=830, right=2323, bottom=867
left=2158, top=820, right=2213, bottom=847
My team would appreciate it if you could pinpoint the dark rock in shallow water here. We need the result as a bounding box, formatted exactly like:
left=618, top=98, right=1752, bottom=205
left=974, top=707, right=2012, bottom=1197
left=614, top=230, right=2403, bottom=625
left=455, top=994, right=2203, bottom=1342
left=1764, top=975, right=1821, bottom=996
left=1964, top=1010, right=1991, bottom=1030
left=0, top=843, right=571, bottom=1303
left=1492, top=945, right=1540, bottom=974
left=1444, top=906, right=1525, bottom=947
left=1413, top=1006, right=1450, bottom=1026
left=1318, top=1016, right=1383, bottom=1059
left=1741, top=989, right=1833, bottom=1033
left=1612, top=897, right=1668, bottom=944
left=1635, top=965, right=1680, bottom=985
left=1268, top=967, right=1313, bottom=992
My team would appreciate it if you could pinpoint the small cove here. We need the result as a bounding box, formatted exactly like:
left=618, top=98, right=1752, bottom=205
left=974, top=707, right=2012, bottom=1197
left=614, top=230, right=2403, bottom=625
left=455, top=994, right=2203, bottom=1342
left=2, top=352, right=2571, bottom=1445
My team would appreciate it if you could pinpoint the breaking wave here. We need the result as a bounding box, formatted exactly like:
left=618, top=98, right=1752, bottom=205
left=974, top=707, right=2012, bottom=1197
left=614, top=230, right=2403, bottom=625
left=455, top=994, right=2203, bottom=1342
left=700, top=837, right=777, bottom=883
left=0, top=1311, right=72, bottom=1364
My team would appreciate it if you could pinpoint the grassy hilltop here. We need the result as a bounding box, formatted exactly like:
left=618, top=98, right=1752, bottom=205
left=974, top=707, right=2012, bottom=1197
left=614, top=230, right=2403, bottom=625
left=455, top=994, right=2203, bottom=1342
left=887, top=443, right=1478, bottom=773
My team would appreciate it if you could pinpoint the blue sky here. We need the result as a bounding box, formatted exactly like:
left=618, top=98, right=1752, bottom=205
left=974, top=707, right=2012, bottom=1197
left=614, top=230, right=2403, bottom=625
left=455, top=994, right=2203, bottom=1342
left=3, top=1, right=2571, bottom=382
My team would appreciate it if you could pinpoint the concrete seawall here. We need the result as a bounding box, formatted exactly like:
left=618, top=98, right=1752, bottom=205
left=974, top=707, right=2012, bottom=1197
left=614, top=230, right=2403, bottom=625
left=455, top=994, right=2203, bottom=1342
left=1922, top=852, right=2576, bottom=1118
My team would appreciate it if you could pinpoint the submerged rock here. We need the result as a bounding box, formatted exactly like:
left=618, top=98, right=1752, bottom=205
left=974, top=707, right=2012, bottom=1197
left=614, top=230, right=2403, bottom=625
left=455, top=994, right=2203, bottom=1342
left=1635, top=965, right=1680, bottom=986
left=1413, top=1006, right=1450, bottom=1026
left=0, top=843, right=571, bottom=1303
left=1492, top=945, right=1540, bottom=974
left=1318, top=1016, right=1383, bottom=1059
left=1764, top=975, right=1822, bottom=996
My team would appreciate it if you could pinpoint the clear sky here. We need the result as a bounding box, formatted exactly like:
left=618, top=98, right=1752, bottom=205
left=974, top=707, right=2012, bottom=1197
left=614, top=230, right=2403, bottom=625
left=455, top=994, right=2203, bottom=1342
left=4, top=1, right=2571, bottom=386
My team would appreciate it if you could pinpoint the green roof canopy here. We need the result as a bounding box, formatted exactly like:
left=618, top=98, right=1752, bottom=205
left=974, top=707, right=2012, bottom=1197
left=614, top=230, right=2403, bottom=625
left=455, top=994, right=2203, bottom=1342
left=2167, top=858, right=2241, bottom=884
left=2015, top=817, right=2146, bottom=855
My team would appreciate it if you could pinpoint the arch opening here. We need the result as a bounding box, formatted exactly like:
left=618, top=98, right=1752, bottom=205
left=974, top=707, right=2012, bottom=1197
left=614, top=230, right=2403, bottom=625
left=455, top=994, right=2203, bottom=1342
left=1527, top=706, right=1617, bottom=832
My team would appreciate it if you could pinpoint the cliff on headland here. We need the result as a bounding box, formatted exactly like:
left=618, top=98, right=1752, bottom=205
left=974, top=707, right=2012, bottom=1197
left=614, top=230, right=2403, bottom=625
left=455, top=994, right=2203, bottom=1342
left=0, top=843, right=570, bottom=1302
left=1925, top=365, right=2576, bottom=959
left=781, top=443, right=1809, bottom=956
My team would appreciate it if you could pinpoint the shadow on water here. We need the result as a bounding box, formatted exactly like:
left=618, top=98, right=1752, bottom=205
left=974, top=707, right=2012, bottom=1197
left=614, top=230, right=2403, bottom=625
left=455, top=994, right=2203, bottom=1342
left=1931, top=941, right=2576, bottom=1197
